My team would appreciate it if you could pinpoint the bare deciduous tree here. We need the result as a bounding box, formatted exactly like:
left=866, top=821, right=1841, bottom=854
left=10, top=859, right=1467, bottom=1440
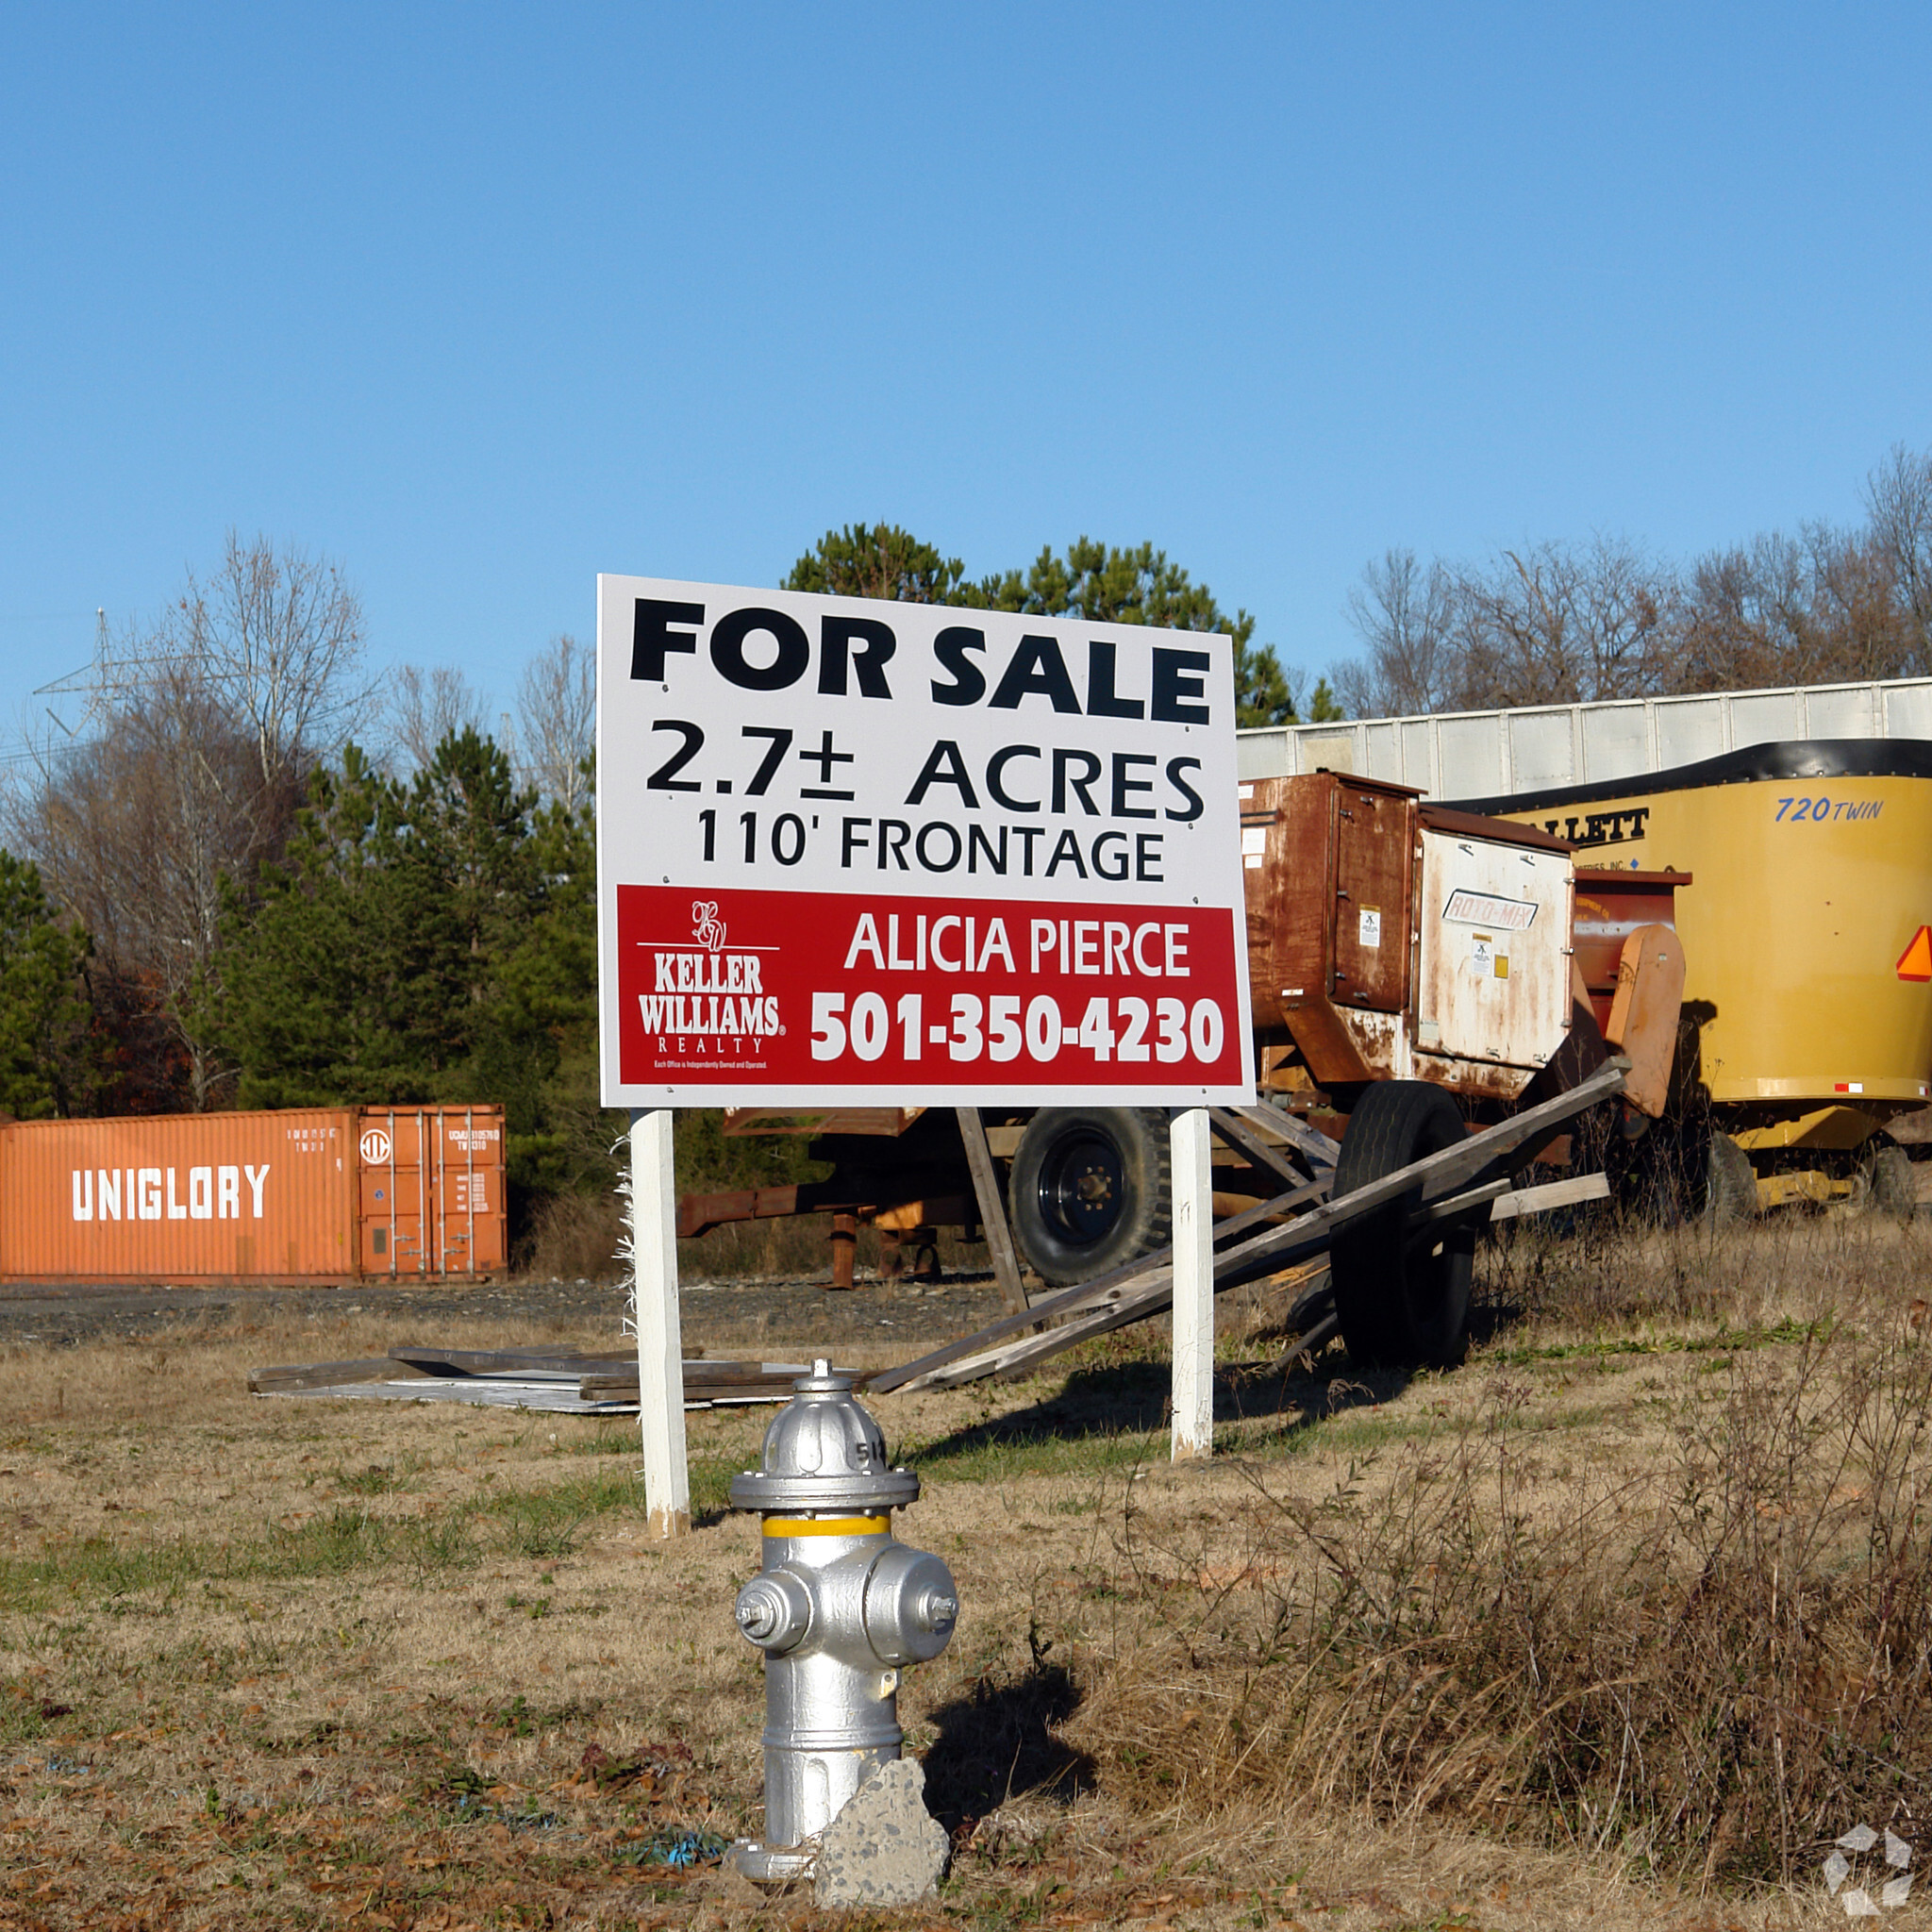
left=5, top=535, right=370, bottom=1109
left=387, top=664, right=490, bottom=776
left=1341, top=540, right=1673, bottom=714
left=1864, top=443, right=1932, bottom=669
left=1452, top=537, right=1674, bottom=709
left=164, top=530, right=372, bottom=791
left=514, top=634, right=594, bottom=814
left=1337, top=447, right=1932, bottom=720
left=1339, top=548, right=1458, bottom=716
left=1680, top=524, right=1919, bottom=692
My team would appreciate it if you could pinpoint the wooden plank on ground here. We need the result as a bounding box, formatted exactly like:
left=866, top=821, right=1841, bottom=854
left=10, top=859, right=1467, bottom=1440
left=578, top=1359, right=824, bottom=1399
left=248, top=1357, right=432, bottom=1393
left=254, top=1354, right=831, bottom=1407
left=269, top=1378, right=646, bottom=1415
left=389, top=1347, right=630, bottom=1377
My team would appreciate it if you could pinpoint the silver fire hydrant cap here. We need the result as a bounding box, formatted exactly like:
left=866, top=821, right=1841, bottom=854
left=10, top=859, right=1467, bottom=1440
left=729, top=1359, right=920, bottom=1515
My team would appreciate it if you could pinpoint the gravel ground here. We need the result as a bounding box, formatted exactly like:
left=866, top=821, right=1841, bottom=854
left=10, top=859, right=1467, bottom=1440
left=0, top=1266, right=1015, bottom=1360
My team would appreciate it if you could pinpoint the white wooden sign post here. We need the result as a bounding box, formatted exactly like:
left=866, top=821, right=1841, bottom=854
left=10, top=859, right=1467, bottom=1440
left=1169, top=1106, right=1215, bottom=1460
left=596, top=577, right=1255, bottom=1521
left=628, top=1107, right=691, bottom=1536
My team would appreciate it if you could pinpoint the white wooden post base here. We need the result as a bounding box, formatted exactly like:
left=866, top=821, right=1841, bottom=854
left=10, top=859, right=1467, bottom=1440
left=1169, top=1106, right=1214, bottom=1462
left=629, top=1107, right=691, bottom=1537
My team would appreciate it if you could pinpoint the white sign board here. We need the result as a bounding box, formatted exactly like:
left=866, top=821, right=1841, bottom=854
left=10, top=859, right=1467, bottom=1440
left=596, top=576, right=1257, bottom=1107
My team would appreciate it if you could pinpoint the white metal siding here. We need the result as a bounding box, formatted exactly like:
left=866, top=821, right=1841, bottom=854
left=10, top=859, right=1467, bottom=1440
left=1238, top=675, right=1932, bottom=796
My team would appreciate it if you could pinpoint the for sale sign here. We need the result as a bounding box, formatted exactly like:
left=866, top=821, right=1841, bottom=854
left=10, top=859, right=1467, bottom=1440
left=596, top=576, right=1257, bottom=1106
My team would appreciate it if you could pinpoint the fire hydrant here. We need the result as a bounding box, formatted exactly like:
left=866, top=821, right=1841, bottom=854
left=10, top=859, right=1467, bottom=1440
left=726, top=1359, right=958, bottom=1884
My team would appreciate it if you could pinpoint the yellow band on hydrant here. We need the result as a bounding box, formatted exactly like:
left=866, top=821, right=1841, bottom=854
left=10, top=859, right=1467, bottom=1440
left=761, top=1514, right=890, bottom=1538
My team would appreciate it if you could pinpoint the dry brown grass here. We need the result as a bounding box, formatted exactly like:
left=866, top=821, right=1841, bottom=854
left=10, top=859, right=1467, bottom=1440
left=1030, top=1214, right=1932, bottom=1904
left=0, top=1212, right=1926, bottom=1928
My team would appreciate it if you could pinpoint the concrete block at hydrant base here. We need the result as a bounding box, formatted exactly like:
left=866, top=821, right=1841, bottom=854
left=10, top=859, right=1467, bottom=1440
left=812, top=1757, right=949, bottom=1907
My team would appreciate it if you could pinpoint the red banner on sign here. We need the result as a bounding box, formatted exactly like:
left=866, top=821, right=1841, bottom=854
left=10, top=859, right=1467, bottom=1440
left=614, top=883, right=1244, bottom=1093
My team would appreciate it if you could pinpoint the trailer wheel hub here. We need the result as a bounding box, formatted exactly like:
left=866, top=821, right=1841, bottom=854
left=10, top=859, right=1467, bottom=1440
left=1035, top=1133, right=1124, bottom=1246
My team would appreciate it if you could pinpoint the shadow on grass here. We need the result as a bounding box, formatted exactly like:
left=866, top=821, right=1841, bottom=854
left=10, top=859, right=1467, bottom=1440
left=897, top=1356, right=1406, bottom=1479
left=922, top=1633, right=1095, bottom=1828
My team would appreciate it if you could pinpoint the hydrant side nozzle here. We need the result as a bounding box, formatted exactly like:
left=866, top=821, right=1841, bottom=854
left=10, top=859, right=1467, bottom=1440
left=861, top=1544, right=959, bottom=1666
left=734, top=1570, right=811, bottom=1655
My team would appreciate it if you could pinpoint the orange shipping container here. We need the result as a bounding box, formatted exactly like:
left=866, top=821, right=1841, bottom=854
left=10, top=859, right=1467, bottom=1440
left=0, top=1106, right=507, bottom=1285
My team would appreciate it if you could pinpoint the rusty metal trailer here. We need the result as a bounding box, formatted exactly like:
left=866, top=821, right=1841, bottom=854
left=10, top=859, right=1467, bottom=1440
left=1241, top=705, right=1932, bottom=1218
left=680, top=774, right=1686, bottom=1369
left=868, top=1060, right=1629, bottom=1393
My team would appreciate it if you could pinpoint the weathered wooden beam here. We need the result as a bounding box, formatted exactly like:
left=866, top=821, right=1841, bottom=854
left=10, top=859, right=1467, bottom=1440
left=1487, top=1171, right=1612, bottom=1220
left=1415, top=1170, right=1610, bottom=1228
left=578, top=1358, right=825, bottom=1399
left=916, top=1257, right=1329, bottom=1393
left=864, top=1169, right=1330, bottom=1396
left=1208, top=1107, right=1321, bottom=1191
left=1209, top=1058, right=1628, bottom=1294
left=248, top=1357, right=429, bottom=1393
left=1232, top=1104, right=1339, bottom=1171
left=389, top=1346, right=629, bottom=1377
left=874, top=1060, right=1627, bottom=1394
left=956, top=1107, right=1029, bottom=1316
left=1411, top=1177, right=1516, bottom=1227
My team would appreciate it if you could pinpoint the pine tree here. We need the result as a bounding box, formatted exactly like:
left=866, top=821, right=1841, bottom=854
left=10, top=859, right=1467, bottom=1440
left=0, top=851, right=108, bottom=1118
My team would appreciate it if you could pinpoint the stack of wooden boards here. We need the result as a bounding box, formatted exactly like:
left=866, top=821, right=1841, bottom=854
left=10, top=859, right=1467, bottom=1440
left=249, top=1346, right=826, bottom=1415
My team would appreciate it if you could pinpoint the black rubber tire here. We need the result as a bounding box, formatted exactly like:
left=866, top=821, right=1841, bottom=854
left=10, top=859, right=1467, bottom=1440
left=1329, top=1081, right=1474, bottom=1370
left=1867, top=1141, right=1917, bottom=1220
left=1008, top=1108, right=1172, bottom=1287
left=1704, top=1131, right=1758, bottom=1224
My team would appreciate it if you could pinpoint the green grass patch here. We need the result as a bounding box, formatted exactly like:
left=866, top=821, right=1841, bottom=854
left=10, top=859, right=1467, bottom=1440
left=1481, top=1313, right=1825, bottom=1368
left=906, top=1426, right=1164, bottom=1485
left=0, top=1456, right=747, bottom=1613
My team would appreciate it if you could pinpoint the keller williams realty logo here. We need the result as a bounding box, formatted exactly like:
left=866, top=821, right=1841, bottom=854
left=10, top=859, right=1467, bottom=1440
left=636, top=899, right=781, bottom=1052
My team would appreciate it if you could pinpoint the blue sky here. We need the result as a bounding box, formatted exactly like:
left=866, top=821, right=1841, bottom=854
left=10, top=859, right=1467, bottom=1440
left=3, top=3, right=1929, bottom=747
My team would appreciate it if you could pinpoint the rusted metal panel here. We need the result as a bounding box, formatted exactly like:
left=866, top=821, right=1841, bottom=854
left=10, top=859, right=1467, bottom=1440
left=1418, top=804, right=1571, bottom=853
left=0, top=1106, right=506, bottom=1285
left=1241, top=774, right=1337, bottom=1041
left=1333, top=1006, right=1412, bottom=1082
left=1570, top=869, right=1690, bottom=1030
left=1414, top=827, right=1573, bottom=1087
left=1331, top=783, right=1413, bottom=1011
left=1605, top=925, right=1687, bottom=1118
left=1408, top=1053, right=1540, bottom=1105
left=1241, top=772, right=1422, bottom=1083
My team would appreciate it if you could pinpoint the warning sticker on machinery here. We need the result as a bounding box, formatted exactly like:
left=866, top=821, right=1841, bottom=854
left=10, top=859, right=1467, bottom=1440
left=1897, top=925, right=1932, bottom=982
left=1468, top=933, right=1509, bottom=980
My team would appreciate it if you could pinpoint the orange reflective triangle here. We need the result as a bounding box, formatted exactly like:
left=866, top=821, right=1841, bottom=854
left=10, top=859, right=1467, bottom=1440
left=1898, top=925, right=1932, bottom=982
